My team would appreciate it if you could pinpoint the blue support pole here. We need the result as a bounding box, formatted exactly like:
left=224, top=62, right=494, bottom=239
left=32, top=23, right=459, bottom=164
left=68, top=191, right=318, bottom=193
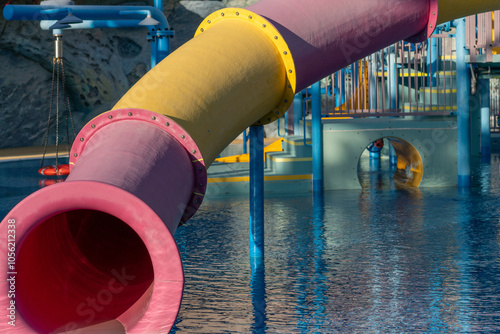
left=455, top=18, right=471, bottom=187
left=340, top=69, right=346, bottom=106
left=150, top=38, right=158, bottom=68
left=156, top=34, right=170, bottom=63
left=312, top=81, right=323, bottom=192
left=243, top=129, right=248, bottom=154
left=250, top=125, right=264, bottom=260
left=154, top=0, right=163, bottom=10
left=293, top=94, right=303, bottom=135
left=480, top=78, right=491, bottom=160
left=427, top=37, right=438, bottom=86
left=389, top=48, right=397, bottom=110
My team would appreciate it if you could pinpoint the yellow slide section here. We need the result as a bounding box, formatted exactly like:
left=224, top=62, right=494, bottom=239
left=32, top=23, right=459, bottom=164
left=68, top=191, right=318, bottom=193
left=494, top=12, right=500, bottom=55
left=113, top=8, right=295, bottom=167
left=437, top=0, right=500, bottom=25
left=215, top=138, right=283, bottom=163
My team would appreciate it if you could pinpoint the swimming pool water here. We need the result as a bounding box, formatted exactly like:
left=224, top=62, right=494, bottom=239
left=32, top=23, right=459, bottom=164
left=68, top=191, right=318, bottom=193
left=1, top=155, right=500, bottom=333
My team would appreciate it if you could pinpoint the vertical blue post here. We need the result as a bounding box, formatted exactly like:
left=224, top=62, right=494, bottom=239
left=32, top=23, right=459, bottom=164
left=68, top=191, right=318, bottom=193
left=312, top=81, right=323, bottom=192
left=152, top=0, right=169, bottom=66
left=293, top=94, right=303, bottom=135
left=389, top=47, right=398, bottom=111
left=243, top=129, right=248, bottom=154
left=150, top=38, right=158, bottom=68
left=157, top=36, right=170, bottom=62
left=154, top=0, right=163, bottom=9
left=455, top=18, right=471, bottom=187
left=427, top=37, right=438, bottom=86
left=480, top=78, right=491, bottom=160
left=249, top=126, right=265, bottom=333
left=250, top=125, right=264, bottom=260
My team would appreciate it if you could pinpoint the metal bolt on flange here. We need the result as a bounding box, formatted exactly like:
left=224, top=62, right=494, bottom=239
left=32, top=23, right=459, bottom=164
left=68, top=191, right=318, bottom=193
left=91, top=124, right=96, bottom=128
left=128, top=112, right=133, bottom=116
left=165, top=122, right=170, bottom=126
left=152, top=116, right=156, bottom=120
left=80, top=138, right=84, bottom=142
left=181, top=135, right=185, bottom=139
left=108, top=115, right=113, bottom=119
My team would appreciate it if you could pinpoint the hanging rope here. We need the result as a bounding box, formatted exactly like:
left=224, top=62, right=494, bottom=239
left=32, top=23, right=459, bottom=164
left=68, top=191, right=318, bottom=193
left=39, top=34, right=76, bottom=176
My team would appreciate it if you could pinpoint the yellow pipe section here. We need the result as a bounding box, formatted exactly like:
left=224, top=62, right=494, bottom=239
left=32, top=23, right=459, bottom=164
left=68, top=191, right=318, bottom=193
left=113, top=9, right=295, bottom=166
left=437, top=0, right=500, bottom=25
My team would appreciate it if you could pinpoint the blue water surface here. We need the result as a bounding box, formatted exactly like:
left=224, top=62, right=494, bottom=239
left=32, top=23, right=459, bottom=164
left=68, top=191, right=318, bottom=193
left=1, top=154, right=500, bottom=333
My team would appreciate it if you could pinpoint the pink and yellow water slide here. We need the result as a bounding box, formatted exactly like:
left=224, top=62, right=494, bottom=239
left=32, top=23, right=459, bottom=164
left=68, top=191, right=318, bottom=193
left=1, top=0, right=499, bottom=332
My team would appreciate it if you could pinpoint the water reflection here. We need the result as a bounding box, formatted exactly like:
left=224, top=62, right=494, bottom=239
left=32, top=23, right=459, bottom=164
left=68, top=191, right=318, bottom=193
left=250, top=257, right=267, bottom=333
left=312, top=192, right=326, bottom=332
left=2, top=156, right=500, bottom=333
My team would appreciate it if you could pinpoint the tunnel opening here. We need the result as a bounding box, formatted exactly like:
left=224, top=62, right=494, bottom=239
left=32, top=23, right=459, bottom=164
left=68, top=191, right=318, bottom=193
left=15, top=210, right=154, bottom=333
left=357, top=137, right=423, bottom=189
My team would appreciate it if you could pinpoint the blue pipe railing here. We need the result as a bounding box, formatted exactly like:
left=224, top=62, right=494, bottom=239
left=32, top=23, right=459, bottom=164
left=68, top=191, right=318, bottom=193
left=3, top=3, right=173, bottom=67
left=4, top=5, right=169, bottom=29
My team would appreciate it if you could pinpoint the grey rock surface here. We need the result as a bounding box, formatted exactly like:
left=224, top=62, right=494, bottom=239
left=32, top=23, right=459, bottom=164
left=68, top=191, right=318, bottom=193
left=0, top=0, right=276, bottom=149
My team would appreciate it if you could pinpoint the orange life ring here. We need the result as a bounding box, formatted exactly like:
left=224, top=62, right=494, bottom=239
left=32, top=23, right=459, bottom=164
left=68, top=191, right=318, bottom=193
left=38, top=164, right=70, bottom=176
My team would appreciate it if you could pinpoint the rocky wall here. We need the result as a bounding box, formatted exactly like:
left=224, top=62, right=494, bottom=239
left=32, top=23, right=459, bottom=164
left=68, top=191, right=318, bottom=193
left=0, top=0, right=275, bottom=149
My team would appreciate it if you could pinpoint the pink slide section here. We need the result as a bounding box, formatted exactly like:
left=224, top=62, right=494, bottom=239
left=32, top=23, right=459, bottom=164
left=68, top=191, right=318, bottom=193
left=248, top=0, right=438, bottom=91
